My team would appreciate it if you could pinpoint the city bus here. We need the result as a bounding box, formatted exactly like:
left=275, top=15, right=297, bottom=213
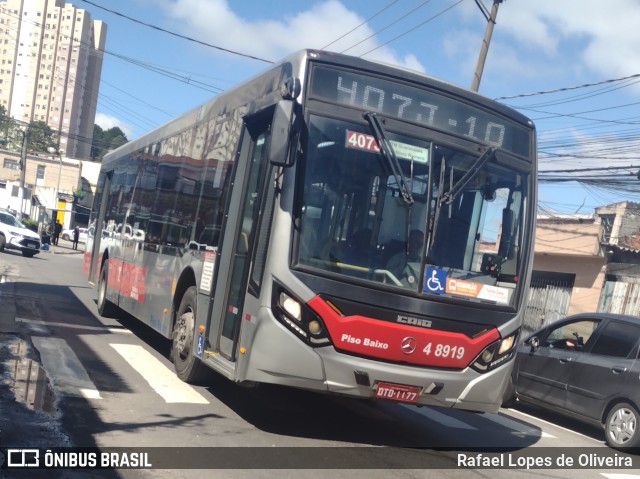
left=85, top=49, right=537, bottom=413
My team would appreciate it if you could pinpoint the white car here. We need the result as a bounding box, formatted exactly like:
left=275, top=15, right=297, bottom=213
left=61, top=227, right=88, bottom=243
left=0, top=210, right=41, bottom=257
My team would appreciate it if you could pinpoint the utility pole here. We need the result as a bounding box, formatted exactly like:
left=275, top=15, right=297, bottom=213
left=471, top=0, right=504, bottom=92
left=17, top=128, right=29, bottom=217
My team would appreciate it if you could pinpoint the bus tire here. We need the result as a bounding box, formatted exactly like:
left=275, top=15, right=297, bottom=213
left=171, top=286, right=208, bottom=384
left=97, top=261, right=118, bottom=318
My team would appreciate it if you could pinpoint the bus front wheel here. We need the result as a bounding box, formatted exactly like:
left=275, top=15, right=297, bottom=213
left=171, top=286, right=208, bottom=384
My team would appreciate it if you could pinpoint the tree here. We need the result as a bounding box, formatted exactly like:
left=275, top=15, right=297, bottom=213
left=26, top=120, right=58, bottom=152
left=91, top=125, right=128, bottom=161
left=0, top=105, right=13, bottom=147
left=0, top=112, right=57, bottom=154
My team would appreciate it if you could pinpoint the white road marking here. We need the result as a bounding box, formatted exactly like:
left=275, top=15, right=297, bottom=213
left=601, top=475, right=640, bottom=479
left=110, top=343, right=209, bottom=404
left=31, top=337, right=101, bottom=400
left=507, top=407, right=602, bottom=443
left=400, top=404, right=477, bottom=429
left=16, top=317, right=131, bottom=335
left=482, top=412, right=555, bottom=438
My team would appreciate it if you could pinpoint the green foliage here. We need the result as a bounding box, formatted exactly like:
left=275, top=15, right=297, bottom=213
left=27, top=121, right=58, bottom=152
left=21, top=217, right=38, bottom=233
left=0, top=112, right=58, bottom=154
left=0, top=107, right=128, bottom=161
left=0, top=105, right=13, bottom=147
left=91, top=125, right=128, bottom=161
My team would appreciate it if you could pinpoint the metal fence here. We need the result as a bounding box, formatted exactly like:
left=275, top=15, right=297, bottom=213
left=598, top=280, right=640, bottom=316
left=522, top=273, right=574, bottom=336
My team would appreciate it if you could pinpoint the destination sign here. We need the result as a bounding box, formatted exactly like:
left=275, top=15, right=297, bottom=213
left=309, top=65, right=532, bottom=157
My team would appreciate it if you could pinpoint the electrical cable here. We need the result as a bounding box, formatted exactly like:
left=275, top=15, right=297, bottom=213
left=79, top=0, right=273, bottom=64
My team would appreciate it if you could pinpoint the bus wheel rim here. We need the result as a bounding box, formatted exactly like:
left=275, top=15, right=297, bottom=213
left=174, top=309, right=194, bottom=358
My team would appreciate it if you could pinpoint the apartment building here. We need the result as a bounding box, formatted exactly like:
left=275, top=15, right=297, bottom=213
left=0, top=0, right=107, bottom=159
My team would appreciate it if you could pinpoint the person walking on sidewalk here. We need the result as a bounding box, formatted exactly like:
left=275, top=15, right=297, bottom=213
left=53, top=220, right=62, bottom=245
left=72, top=226, right=80, bottom=250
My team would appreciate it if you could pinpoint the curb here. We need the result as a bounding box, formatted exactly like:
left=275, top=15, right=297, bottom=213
left=40, top=246, right=84, bottom=255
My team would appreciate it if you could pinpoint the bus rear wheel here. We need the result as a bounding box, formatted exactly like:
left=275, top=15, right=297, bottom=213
left=97, top=261, right=118, bottom=317
left=171, top=286, right=208, bottom=384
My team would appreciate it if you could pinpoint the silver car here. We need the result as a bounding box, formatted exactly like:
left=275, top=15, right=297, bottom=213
left=504, top=312, right=640, bottom=450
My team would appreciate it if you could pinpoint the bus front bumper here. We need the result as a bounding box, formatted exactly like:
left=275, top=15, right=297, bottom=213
left=241, top=314, right=511, bottom=413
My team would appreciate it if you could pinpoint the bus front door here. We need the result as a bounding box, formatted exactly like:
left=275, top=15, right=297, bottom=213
left=214, top=122, right=270, bottom=362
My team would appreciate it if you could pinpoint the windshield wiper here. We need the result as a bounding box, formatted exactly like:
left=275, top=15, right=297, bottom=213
left=441, top=147, right=496, bottom=205
left=363, top=112, right=414, bottom=206
left=428, top=158, right=447, bottom=252
left=427, top=147, right=496, bottom=253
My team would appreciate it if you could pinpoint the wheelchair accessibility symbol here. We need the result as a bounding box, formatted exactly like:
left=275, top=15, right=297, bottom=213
left=424, top=267, right=446, bottom=294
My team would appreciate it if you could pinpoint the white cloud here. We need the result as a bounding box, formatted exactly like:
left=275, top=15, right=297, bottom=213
left=498, top=0, right=640, bottom=79
left=158, top=0, right=426, bottom=71
left=94, top=113, right=133, bottom=138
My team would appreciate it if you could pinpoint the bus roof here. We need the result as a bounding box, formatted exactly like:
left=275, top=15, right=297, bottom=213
left=102, top=49, right=533, bottom=168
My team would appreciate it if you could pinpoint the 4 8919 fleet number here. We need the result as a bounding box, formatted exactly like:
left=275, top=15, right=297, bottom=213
left=423, top=343, right=465, bottom=360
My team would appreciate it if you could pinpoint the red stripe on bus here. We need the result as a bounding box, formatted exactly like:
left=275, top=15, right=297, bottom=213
left=105, top=257, right=146, bottom=303
left=307, top=296, right=499, bottom=369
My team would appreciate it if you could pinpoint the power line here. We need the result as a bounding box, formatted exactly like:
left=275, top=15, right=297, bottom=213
left=79, top=0, right=273, bottom=64
left=359, top=0, right=465, bottom=57
left=540, top=166, right=638, bottom=173
left=494, top=73, right=640, bottom=101
left=0, top=6, right=225, bottom=139
left=507, top=78, right=640, bottom=110
left=340, top=0, right=434, bottom=54
left=322, top=0, right=401, bottom=50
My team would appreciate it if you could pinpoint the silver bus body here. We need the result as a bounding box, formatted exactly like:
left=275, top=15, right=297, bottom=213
left=87, top=49, right=537, bottom=413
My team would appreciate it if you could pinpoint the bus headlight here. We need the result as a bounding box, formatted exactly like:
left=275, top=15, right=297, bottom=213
left=498, top=334, right=515, bottom=355
left=273, top=285, right=331, bottom=346
left=471, top=330, right=519, bottom=373
left=279, top=292, right=302, bottom=322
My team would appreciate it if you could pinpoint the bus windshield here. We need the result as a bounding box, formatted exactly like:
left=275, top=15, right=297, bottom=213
left=296, top=114, right=528, bottom=308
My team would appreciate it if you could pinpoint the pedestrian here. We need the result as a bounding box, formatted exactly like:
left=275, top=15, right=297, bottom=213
left=53, top=220, right=62, bottom=245
left=44, top=222, right=53, bottom=242
left=72, top=226, right=80, bottom=250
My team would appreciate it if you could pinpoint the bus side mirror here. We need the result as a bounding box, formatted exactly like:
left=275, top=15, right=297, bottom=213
left=269, top=100, right=297, bottom=167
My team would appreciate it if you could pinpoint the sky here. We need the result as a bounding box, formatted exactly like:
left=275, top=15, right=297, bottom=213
left=76, top=0, right=640, bottom=215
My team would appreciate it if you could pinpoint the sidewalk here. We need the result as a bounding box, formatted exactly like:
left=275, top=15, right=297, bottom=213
left=41, top=242, right=84, bottom=255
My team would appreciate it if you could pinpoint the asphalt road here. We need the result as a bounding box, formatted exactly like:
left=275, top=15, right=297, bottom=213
left=0, top=241, right=638, bottom=479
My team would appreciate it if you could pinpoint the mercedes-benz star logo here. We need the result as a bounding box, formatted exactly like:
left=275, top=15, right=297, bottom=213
left=400, top=336, right=417, bottom=354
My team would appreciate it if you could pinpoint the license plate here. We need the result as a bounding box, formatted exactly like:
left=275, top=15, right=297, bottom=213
left=374, top=382, right=421, bottom=403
